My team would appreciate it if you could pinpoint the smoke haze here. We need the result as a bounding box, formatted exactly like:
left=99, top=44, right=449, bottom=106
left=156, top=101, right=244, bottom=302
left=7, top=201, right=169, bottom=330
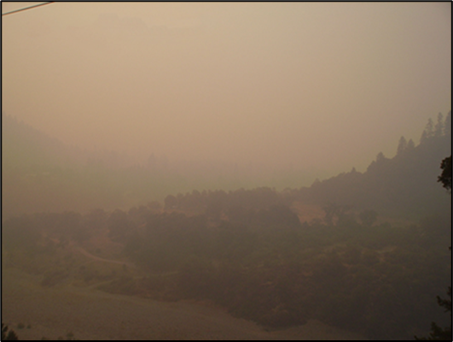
left=2, top=3, right=451, bottom=181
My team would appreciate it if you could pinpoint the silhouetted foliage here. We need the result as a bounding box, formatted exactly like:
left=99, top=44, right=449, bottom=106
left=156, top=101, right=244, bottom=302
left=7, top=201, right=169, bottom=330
left=2, top=323, right=18, bottom=340
left=415, top=285, right=452, bottom=340
left=415, top=154, right=452, bottom=341
left=437, top=156, right=451, bottom=193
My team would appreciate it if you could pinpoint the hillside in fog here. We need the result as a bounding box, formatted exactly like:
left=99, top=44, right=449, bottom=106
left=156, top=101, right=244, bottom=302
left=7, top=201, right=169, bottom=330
left=298, top=112, right=451, bottom=218
left=2, top=114, right=135, bottom=218
left=2, top=111, right=451, bottom=339
left=2, top=111, right=450, bottom=220
left=2, top=3, right=451, bottom=340
left=2, top=138, right=451, bottom=339
left=3, top=113, right=308, bottom=218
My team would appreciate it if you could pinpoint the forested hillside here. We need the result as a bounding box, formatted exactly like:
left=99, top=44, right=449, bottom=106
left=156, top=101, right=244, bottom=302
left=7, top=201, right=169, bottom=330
left=299, top=112, right=451, bottom=218
left=2, top=111, right=451, bottom=339
left=3, top=188, right=450, bottom=339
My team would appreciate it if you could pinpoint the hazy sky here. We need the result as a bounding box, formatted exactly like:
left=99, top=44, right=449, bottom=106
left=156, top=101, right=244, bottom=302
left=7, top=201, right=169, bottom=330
left=2, top=2, right=451, bottom=179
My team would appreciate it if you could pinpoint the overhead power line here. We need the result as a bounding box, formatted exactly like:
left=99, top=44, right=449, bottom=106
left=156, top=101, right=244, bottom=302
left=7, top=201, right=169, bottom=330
left=2, top=2, right=54, bottom=16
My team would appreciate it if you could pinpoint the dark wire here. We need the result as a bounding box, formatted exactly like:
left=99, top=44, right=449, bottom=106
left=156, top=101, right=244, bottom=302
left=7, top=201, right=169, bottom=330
left=2, top=2, right=54, bottom=16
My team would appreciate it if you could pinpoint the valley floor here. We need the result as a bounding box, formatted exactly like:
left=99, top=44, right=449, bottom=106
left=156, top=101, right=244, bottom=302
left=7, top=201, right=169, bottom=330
left=2, top=267, right=366, bottom=340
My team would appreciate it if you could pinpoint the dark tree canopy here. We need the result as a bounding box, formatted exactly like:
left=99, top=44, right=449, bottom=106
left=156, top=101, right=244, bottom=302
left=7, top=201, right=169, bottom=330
left=416, top=155, right=452, bottom=340
left=359, top=209, right=378, bottom=227
left=1, top=323, right=18, bottom=340
left=437, top=156, right=451, bottom=192
left=416, top=288, right=452, bottom=340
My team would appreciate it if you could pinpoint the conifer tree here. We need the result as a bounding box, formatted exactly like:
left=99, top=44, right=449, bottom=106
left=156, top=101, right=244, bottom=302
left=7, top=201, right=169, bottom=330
left=421, top=118, right=434, bottom=144
left=407, top=139, right=415, bottom=151
left=434, top=113, right=444, bottom=137
left=443, top=111, right=451, bottom=136
left=397, top=136, right=408, bottom=156
left=426, top=118, right=434, bottom=138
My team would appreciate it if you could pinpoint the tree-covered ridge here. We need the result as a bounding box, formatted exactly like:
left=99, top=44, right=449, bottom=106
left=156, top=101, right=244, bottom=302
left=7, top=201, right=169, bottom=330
left=159, top=110, right=450, bottom=219
left=300, top=112, right=451, bottom=218
left=2, top=111, right=451, bottom=220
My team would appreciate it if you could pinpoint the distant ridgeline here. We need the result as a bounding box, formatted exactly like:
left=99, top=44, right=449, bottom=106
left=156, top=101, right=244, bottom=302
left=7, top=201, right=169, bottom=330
left=2, top=114, right=138, bottom=218
left=300, top=111, right=451, bottom=218
left=2, top=114, right=80, bottom=168
left=1, top=114, right=134, bottom=169
left=1, top=111, right=451, bottom=219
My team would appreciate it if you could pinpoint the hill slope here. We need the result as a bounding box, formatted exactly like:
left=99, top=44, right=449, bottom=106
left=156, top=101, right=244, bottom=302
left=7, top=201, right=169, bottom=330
left=302, top=112, right=451, bottom=218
